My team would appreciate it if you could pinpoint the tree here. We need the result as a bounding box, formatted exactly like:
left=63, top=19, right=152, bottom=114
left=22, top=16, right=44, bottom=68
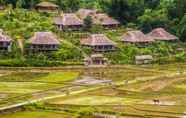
left=100, top=0, right=145, bottom=24
left=83, top=16, right=93, bottom=31
left=138, top=8, right=169, bottom=32
left=168, top=0, right=186, bottom=19
left=56, top=0, right=80, bottom=12
left=177, top=14, right=186, bottom=42
left=144, top=0, right=160, bottom=9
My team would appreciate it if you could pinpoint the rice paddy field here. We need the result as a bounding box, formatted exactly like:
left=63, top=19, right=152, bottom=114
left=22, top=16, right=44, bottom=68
left=0, top=64, right=186, bottom=118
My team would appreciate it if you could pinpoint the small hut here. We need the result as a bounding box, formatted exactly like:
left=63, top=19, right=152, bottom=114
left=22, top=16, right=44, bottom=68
left=29, top=32, right=60, bottom=51
left=53, top=13, right=83, bottom=30
left=135, top=55, right=153, bottom=65
left=36, top=2, right=59, bottom=13
left=147, top=28, right=178, bottom=41
left=93, top=13, right=120, bottom=28
left=77, top=9, right=120, bottom=28
left=0, top=29, right=12, bottom=51
left=84, top=54, right=108, bottom=65
left=0, top=4, right=5, bottom=10
left=77, top=8, right=97, bottom=19
left=81, top=34, right=116, bottom=52
left=121, top=30, right=154, bottom=45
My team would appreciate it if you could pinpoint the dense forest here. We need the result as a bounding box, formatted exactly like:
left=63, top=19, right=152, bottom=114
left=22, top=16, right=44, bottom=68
left=0, top=0, right=185, bottom=66
left=0, top=0, right=185, bottom=41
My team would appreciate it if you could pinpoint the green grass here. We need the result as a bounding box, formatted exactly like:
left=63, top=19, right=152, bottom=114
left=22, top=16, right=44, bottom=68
left=37, top=72, right=79, bottom=83
left=0, top=71, right=80, bottom=107
left=50, top=95, right=140, bottom=105
left=0, top=72, right=79, bottom=94
left=0, top=111, right=71, bottom=118
left=2, top=65, right=186, bottom=117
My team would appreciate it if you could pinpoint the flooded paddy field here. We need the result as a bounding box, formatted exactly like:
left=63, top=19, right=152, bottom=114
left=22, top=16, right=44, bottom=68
left=0, top=64, right=186, bottom=118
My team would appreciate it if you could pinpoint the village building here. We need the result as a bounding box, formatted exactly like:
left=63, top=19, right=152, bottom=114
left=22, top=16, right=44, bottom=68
left=92, top=13, right=120, bottom=28
left=0, top=4, right=5, bottom=10
left=80, top=34, right=116, bottom=52
left=0, top=29, right=12, bottom=51
left=77, top=8, right=97, bottom=20
left=36, top=2, right=59, bottom=13
left=147, top=28, right=178, bottom=41
left=53, top=13, right=83, bottom=30
left=135, top=55, right=153, bottom=65
left=121, top=30, right=154, bottom=45
left=77, top=9, right=120, bottom=28
left=29, top=32, right=60, bottom=51
left=84, top=54, right=108, bottom=66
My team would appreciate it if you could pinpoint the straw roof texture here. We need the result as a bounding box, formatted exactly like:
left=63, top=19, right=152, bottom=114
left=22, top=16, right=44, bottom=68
left=29, top=32, right=60, bottom=45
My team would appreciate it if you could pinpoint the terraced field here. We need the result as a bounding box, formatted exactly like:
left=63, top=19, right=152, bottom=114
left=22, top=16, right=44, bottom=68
left=0, top=64, right=186, bottom=118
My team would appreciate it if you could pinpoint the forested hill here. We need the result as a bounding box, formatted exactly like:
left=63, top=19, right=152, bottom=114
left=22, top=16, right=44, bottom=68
left=0, top=0, right=185, bottom=67
left=0, top=0, right=185, bottom=41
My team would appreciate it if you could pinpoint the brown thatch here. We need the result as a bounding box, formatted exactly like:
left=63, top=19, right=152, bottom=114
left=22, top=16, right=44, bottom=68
left=121, top=30, right=154, bottom=43
left=36, top=2, right=59, bottom=8
left=93, top=13, right=120, bottom=26
left=29, top=32, right=60, bottom=45
left=0, top=5, right=5, bottom=10
left=81, top=34, right=116, bottom=46
left=54, top=13, right=83, bottom=26
left=147, top=28, right=178, bottom=41
left=77, top=9, right=97, bottom=19
left=0, top=29, right=11, bottom=42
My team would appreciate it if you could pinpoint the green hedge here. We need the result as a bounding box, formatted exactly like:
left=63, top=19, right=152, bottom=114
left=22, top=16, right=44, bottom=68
left=0, top=59, right=83, bottom=67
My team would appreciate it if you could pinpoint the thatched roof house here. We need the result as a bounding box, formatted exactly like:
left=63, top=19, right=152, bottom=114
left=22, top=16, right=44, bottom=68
left=93, top=13, right=120, bottom=27
left=84, top=54, right=108, bottom=65
left=77, top=9, right=120, bottom=28
left=135, top=55, right=153, bottom=64
left=36, top=2, right=59, bottom=13
left=77, top=8, right=97, bottom=19
left=29, top=32, right=60, bottom=51
left=0, top=4, right=5, bottom=10
left=121, top=30, right=154, bottom=44
left=0, top=29, right=12, bottom=51
left=147, top=28, right=178, bottom=41
left=53, top=13, right=83, bottom=30
left=81, top=34, right=116, bottom=52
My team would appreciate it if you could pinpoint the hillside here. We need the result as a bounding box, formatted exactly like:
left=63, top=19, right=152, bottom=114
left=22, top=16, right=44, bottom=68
left=0, top=0, right=185, bottom=66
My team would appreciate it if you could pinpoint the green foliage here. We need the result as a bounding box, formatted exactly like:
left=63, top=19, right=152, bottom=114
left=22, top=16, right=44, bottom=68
left=52, top=44, right=83, bottom=61
left=74, top=107, right=94, bottom=118
left=83, top=16, right=93, bottom=31
left=101, top=0, right=145, bottom=24
left=138, top=8, right=169, bottom=32
left=0, top=0, right=185, bottom=66
left=177, top=14, right=186, bottom=41
left=0, top=9, right=55, bottom=39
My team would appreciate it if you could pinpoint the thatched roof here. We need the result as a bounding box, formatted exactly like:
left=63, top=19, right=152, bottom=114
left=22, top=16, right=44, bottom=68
left=77, top=9, right=97, bottom=19
left=81, top=34, right=116, bottom=46
left=93, top=13, right=120, bottom=26
left=54, top=13, right=83, bottom=26
left=77, top=9, right=120, bottom=26
left=0, top=4, right=5, bottom=10
left=36, top=2, right=59, bottom=8
left=0, top=29, right=11, bottom=42
left=121, top=30, right=154, bottom=43
left=147, top=28, right=178, bottom=41
left=29, top=32, right=60, bottom=45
